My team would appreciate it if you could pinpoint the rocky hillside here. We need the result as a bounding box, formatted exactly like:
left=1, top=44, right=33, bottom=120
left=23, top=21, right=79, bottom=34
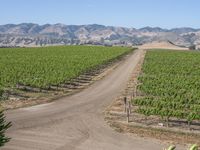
left=0, top=23, right=199, bottom=47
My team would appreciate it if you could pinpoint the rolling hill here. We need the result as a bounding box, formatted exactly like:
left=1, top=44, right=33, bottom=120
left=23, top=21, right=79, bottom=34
left=0, top=23, right=200, bottom=47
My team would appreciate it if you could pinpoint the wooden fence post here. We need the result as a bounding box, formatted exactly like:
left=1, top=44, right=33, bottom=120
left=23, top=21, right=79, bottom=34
left=127, top=107, right=130, bottom=123
left=124, top=97, right=127, bottom=113
left=128, top=101, right=131, bottom=114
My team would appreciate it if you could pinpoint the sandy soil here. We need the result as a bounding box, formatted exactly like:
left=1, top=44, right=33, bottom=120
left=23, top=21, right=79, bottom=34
left=2, top=50, right=186, bottom=150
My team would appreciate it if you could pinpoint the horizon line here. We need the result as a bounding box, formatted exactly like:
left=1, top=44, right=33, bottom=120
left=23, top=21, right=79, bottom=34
left=0, top=22, right=200, bottom=30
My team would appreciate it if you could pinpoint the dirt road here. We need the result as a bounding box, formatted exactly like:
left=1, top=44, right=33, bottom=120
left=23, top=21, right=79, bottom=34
left=3, top=50, right=184, bottom=150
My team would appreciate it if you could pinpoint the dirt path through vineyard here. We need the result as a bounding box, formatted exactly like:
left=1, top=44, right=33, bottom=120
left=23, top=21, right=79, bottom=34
left=3, top=49, right=185, bottom=150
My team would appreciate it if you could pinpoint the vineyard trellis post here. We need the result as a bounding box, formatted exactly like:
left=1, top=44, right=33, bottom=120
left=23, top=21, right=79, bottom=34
left=127, top=107, right=130, bottom=123
left=124, top=97, right=127, bottom=113
left=128, top=101, right=131, bottom=114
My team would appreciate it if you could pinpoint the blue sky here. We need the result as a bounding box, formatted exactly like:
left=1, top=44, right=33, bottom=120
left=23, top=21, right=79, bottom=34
left=1, top=0, right=199, bottom=29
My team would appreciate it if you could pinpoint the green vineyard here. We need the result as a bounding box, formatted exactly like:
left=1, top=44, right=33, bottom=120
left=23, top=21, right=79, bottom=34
left=0, top=46, right=132, bottom=99
left=132, top=50, right=200, bottom=126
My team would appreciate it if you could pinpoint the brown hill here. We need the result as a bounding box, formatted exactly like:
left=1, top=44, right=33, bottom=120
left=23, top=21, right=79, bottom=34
left=138, top=41, right=189, bottom=50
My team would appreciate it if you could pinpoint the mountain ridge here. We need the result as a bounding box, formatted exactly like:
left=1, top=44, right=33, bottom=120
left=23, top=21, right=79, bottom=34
left=0, top=23, right=200, bottom=47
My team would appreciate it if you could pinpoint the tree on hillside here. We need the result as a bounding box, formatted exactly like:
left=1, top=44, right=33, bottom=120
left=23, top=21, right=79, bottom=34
left=0, top=109, right=12, bottom=147
left=189, top=45, right=196, bottom=50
